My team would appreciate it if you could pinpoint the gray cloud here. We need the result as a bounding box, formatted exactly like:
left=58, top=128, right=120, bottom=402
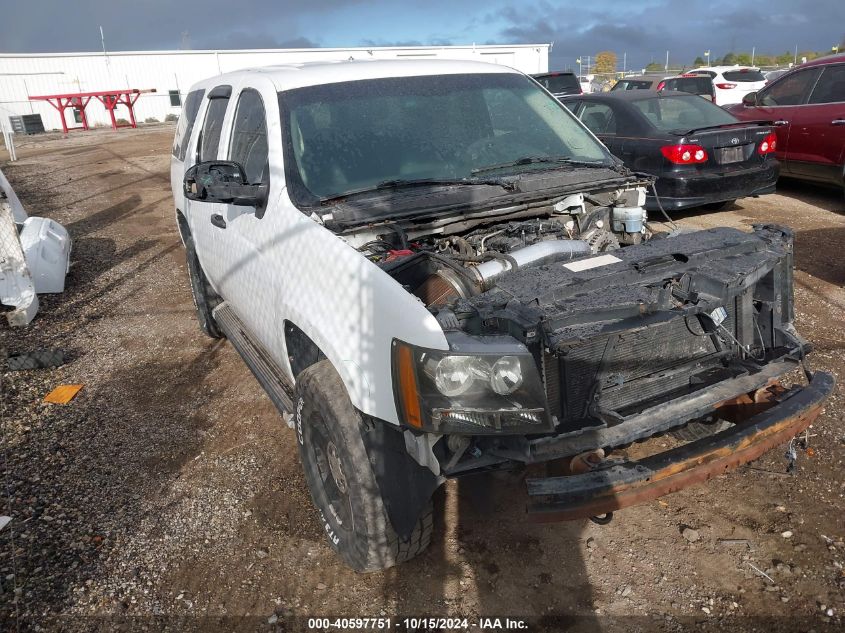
left=0, top=0, right=360, bottom=52
left=494, top=0, right=845, bottom=70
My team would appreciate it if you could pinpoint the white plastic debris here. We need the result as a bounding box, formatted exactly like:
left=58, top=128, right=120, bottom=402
left=19, top=216, right=71, bottom=293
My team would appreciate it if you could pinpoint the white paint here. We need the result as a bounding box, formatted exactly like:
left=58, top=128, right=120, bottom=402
left=563, top=254, right=622, bottom=272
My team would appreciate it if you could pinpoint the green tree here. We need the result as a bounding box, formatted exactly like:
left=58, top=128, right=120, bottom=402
left=755, top=54, right=775, bottom=67
left=735, top=52, right=752, bottom=65
left=721, top=52, right=737, bottom=65
left=594, top=51, right=617, bottom=75
left=693, top=56, right=705, bottom=66
left=645, top=62, right=663, bottom=71
left=776, top=51, right=794, bottom=65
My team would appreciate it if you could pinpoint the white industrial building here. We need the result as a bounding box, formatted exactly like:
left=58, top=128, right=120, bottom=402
left=0, top=44, right=549, bottom=132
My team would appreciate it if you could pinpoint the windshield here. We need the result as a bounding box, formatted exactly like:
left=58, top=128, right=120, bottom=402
left=631, top=95, right=738, bottom=131
left=279, top=73, right=610, bottom=202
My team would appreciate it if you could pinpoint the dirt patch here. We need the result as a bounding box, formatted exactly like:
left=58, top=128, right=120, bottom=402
left=1, top=128, right=844, bottom=632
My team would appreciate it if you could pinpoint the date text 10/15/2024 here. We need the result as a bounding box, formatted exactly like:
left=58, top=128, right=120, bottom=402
left=306, top=617, right=529, bottom=630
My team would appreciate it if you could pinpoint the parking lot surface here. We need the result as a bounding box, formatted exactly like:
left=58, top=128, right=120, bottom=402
left=2, top=126, right=844, bottom=631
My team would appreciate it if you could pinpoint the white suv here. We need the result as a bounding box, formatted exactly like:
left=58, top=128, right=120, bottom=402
left=170, top=59, right=831, bottom=572
left=686, top=66, right=767, bottom=105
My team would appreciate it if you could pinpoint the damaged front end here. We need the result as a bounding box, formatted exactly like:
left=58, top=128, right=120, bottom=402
left=391, top=224, right=833, bottom=519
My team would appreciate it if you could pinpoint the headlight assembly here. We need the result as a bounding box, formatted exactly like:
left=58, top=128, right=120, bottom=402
left=392, top=337, right=551, bottom=435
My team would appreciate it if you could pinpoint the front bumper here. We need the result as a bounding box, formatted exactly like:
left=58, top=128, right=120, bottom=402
left=645, top=161, right=779, bottom=210
left=525, top=370, right=834, bottom=521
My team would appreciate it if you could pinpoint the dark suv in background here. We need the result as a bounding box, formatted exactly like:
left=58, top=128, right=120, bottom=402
left=727, top=53, right=845, bottom=196
left=532, top=71, right=582, bottom=97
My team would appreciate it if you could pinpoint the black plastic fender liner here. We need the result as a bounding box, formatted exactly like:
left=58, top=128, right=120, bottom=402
left=359, top=416, right=442, bottom=540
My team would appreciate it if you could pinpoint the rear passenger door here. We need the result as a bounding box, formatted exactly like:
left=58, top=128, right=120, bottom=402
left=787, top=64, right=845, bottom=184
left=187, top=84, right=232, bottom=292
left=170, top=88, right=205, bottom=213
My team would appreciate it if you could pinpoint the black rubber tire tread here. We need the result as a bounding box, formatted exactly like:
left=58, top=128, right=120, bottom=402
left=670, top=419, right=733, bottom=442
left=184, top=235, right=223, bottom=339
left=702, top=199, right=735, bottom=211
left=295, top=360, right=433, bottom=572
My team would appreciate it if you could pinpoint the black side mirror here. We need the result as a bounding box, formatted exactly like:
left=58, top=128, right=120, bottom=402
left=742, top=92, right=758, bottom=106
left=184, top=160, right=268, bottom=208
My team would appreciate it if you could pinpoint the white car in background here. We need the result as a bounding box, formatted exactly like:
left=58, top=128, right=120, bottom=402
left=686, top=66, right=768, bottom=105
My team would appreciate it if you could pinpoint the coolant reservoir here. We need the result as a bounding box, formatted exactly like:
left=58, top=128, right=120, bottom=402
left=611, top=206, right=647, bottom=234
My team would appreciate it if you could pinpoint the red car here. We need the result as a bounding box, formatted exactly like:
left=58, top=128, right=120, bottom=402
left=726, top=53, right=845, bottom=197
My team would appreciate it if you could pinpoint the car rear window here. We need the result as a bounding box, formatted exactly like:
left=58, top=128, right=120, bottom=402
left=663, top=77, right=713, bottom=95
left=631, top=95, right=738, bottom=131
left=534, top=74, right=581, bottom=94
left=613, top=80, right=652, bottom=90
left=723, top=69, right=766, bottom=82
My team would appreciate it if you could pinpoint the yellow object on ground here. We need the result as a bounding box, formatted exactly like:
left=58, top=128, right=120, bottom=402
left=43, top=384, right=83, bottom=404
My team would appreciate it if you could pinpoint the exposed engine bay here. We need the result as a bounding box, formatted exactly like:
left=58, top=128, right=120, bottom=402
left=355, top=189, right=650, bottom=307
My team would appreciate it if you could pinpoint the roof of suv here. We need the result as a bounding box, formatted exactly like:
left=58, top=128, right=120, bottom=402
left=800, top=52, right=845, bottom=68
left=690, top=66, right=761, bottom=73
left=195, top=59, right=521, bottom=92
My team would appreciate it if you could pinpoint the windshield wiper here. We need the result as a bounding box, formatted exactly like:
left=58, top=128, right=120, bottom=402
left=471, top=156, right=609, bottom=175
left=319, top=177, right=515, bottom=203
left=374, top=177, right=515, bottom=190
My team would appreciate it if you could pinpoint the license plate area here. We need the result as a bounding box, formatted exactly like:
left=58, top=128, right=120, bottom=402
left=718, top=146, right=745, bottom=164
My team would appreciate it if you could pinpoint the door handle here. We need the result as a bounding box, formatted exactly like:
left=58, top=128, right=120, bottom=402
left=210, top=214, right=227, bottom=229
left=832, top=119, right=845, bottom=126
left=773, top=120, right=789, bottom=126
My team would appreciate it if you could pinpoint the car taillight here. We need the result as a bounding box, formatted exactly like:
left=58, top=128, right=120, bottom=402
left=758, top=132, right=777, bottom=155
left=656, top=81, right=666, bottom=91
left=716, top=83, right=737, bottom=90
left=661, top=144, right=709, bottom=164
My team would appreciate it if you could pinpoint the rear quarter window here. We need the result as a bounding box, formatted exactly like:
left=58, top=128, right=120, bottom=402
left=723, top=70, right=766, bottom=82
left=171, top=89, right=205, bottom=160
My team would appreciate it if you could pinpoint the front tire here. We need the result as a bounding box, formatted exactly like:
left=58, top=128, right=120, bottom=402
left=295, top=360, right=433, bottom=571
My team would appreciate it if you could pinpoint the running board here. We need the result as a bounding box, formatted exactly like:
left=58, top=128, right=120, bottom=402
left=213, top=302, right=295, bottom=416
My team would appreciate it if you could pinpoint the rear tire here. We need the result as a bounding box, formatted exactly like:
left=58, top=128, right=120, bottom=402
left=295, top=360, right=433, bottom=571
left=185, top=236, right=223, bottom=339
left=702, top=199, right=735, bottom=211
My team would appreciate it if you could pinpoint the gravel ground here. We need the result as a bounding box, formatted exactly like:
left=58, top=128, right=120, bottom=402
left=1, top=126, right=844, bottom=633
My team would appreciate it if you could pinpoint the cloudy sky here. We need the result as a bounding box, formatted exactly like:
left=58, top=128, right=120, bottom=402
left=1, top=0, right=843, bottom=70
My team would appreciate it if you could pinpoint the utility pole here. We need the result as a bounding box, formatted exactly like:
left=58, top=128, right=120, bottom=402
left=99, top=26, right=110, bottom=66
left=794, top=44, right=798, bottom=65
left=751, top=46, right=755, bottom=65
left=623, top=51, right=627, bottom=75
left=665, top=50, right=669, bottom=72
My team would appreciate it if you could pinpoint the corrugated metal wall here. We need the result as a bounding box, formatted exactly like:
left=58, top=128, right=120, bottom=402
left=0, top=45, right=549, bottom=131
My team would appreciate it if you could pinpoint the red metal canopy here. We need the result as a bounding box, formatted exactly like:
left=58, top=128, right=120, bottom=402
left=29, top=88, right=156, bottom=134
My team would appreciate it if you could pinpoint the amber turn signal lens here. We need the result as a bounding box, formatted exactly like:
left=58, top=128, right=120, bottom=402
left=395, top=343, right=423, bottom=428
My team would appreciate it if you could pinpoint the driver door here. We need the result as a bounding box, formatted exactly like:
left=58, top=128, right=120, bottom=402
left=213, top=84, right=276, bottom=354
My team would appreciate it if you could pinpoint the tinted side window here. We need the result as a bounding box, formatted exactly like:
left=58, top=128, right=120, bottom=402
left=171, top=89, right=204, bottom=160
left=760, top=68, right=821, bottom=106
left=229, top=89, right=269, bottom=184
left=808, top=64, right=845, bottom=104
left=579, top=102, right=616, bottom=134
left=199, top=92, right=230, bottom=162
